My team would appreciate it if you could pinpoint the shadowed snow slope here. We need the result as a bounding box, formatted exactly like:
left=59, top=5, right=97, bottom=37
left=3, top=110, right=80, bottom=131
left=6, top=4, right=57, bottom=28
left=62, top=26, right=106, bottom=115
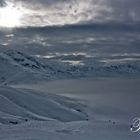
left=0, top=86, right=87, bottom=123
left=0, top=50, right=59, bottom=84
left=0, top=49, right=140, bottom=85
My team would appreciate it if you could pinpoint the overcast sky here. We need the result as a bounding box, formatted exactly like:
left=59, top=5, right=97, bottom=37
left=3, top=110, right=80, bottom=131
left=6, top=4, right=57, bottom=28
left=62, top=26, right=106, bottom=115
left=0, top=0, right=140, bottom=27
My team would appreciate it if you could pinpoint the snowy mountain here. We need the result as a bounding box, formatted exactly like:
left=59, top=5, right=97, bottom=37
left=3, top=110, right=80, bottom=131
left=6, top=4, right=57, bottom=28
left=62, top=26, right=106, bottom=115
left=0, top=86, right=87, bottom=124
left=0, top=50, right=69, bottom=85
left=0, top=49, right=140, bottom=85
left=0, top=48, right=139, bottom=140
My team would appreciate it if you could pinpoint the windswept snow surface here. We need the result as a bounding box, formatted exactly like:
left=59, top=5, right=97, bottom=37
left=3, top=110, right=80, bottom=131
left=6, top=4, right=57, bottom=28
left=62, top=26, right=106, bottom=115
left=0, top=78, right=140, bottom=140
left=0, top=86, right=87, bottom=123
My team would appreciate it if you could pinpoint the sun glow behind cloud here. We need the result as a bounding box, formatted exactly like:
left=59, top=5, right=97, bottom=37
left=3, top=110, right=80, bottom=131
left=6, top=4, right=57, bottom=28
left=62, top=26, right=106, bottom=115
left=0, top=2, right=23, bottom=28
left=0, top=0, right=139, bottom=28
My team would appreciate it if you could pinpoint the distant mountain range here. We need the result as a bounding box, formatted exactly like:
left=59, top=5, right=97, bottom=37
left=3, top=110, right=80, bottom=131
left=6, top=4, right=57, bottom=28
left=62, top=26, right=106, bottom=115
left=0, top=50, right=139, bottom=85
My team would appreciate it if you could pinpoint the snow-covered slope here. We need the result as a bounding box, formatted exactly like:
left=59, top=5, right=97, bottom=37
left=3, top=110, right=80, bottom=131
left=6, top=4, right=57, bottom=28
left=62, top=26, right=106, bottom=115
left=0, top=79, right=139, bottom=140
left=0, top=50, right=140, bottom=85
left=0, top=86, right=87, bottom=124
left=0, top=50, right=139, bottom=140
left=0, top=50, right=66, bottom=84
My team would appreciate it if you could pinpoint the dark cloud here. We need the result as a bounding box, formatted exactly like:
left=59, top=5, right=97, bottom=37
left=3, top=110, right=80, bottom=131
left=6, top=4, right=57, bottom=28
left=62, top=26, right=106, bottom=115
left=1, top=0, right=140, bottom=27
left=104, top=0, right=140, bottom=22
left=0, top=0, right=7, bottom=7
